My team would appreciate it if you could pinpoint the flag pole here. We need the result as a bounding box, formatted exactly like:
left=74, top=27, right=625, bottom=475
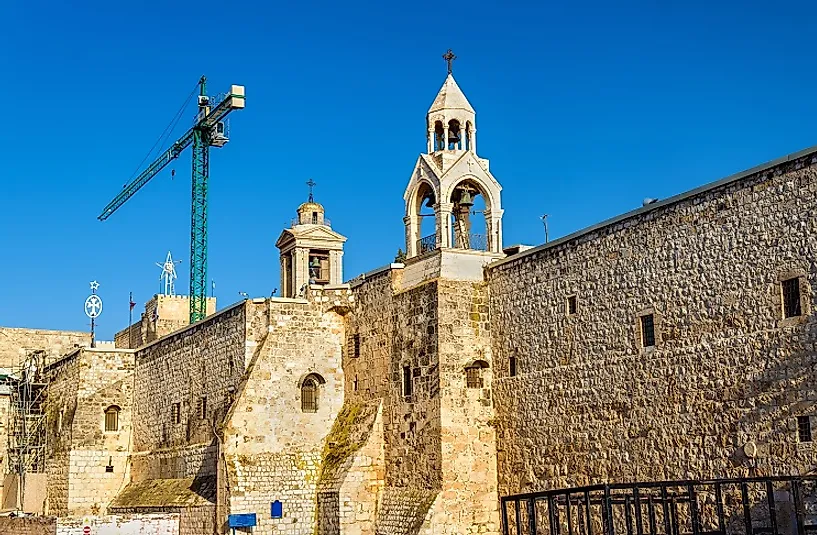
left=128, top=292, right=135, bottom=349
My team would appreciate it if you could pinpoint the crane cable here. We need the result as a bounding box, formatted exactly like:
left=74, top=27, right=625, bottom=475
left=125, top=80, right=201, bottom=183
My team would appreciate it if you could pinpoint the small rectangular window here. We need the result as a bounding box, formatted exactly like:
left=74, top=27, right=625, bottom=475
left=200, top=397, right=207, bottom=419
left=782, top=278, right=802, bottom=318
left=402, top=366, right=413, bottom=397
left=509, top=356, right=517, bottom=377
left=466, top=367, right=482, bottom=388
left=104, top=408, right=119, bottom=432
left=799, top=416, right=812, bottom=443
left=567, top=295, right=577, bottom=315
left=352, top=334, right=361, bottom=358
left=640, top=314, right=655, bottom=348
left=312, top=212, right=318, bottom=224
left=172, top=403, right=181, bottom=424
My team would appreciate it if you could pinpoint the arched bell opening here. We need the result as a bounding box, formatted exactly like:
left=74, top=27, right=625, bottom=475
left=415, top=182, right=437, bottom=255
left=449, top=179, right=487, bottom=251
left=433, top=121, right=445, bottom=151
left=464, top=121, right=473, bottom=151
left=448, top=120, right=462, bottom=150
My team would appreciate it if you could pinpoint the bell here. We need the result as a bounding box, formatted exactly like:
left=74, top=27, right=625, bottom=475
left=424, top=195, right=436, bottom=208
left=448, top=130, right=461, bottom=143
left=458, top=189, right=474, bottom=208
left=309, top=257, right=321, bottom=268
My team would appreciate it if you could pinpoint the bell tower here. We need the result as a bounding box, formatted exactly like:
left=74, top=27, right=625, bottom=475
left=403, top=51, right=504, bottom=261
left=276, top=180, right=347, bottom=298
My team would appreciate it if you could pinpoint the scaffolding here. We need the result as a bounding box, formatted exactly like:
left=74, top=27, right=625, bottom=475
left=6, top=349, right=48, bottom=511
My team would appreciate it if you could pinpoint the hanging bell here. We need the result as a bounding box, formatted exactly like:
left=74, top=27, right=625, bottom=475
left=448, top=130, right=461, bottom=144
left=309, top=257, right=321, bottom=268
left=458, top=189, right=474, bottom=208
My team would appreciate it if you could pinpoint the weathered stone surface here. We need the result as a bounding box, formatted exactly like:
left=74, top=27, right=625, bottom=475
left=489, top=151, right=817, bottom=496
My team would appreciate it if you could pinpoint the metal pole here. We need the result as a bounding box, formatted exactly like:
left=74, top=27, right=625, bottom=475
left=128, top=291, right=134, bottom=349
left=541, top=214, right=549, bottom=243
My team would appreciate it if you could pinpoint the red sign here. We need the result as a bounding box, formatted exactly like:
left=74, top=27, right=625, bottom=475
left=82, top=526, right=91, bottom=535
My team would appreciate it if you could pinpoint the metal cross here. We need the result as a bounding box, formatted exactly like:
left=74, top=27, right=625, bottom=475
left=306, top=179, right=316, bottom=202
left=442, top=49, right=457, bottom=74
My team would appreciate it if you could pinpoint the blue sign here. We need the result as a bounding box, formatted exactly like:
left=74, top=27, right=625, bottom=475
left=228, top=513, right=257, bottom=528
left=271, top=500, right=283, bottom=519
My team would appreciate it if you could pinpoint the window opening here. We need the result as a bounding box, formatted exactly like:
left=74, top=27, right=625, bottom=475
left=402, top=366, right=413, bottom=397
left=641, top=314, right=656, bottom=348
left=466, top=367, right=483, bottom=388
left=104, top=406, right=120, bottom=432
left=312, top=212, right=318, bottom=224
left=567, top=295, right=578, bottom=315
left=172, top=403, right=181, bottom=424
left=200, top=397, right=207, bottom=419
left=799, top=415, right=812, bottom=443
left=302, top=378, right=318, bottom=412
left=509, top=356, right=517, bottom=377
left=783, top=278, right=802, bottom=318
left=352, top=334, right=361, bottom=358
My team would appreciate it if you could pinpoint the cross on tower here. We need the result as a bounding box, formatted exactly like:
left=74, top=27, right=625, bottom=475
left=442, top=49, right=457, bottom=74
left=306, top=179, right=316, bottom=202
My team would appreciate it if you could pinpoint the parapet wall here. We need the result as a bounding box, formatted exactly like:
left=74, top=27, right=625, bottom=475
left=488, top=149, right=817, bottom=495
left=0, top=327, right=88, bottom=368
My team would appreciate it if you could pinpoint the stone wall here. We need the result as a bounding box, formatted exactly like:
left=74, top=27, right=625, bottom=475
left=0, top=515, right=56, bottom=535
left=131, top=301, right=248, bottom=477
left=0, top=327, right=88, bottom=368
left=44, top=348, right=135, bottom=515
left=224, top=296, right=348, bottom=535
left=488, top=150, right=817, bottom=495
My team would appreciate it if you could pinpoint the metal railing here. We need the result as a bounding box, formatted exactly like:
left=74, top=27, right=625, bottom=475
left=292, top=217, right=331, bottom=227
left=501, top=476, right=817, bottom=535
left=417, top=234, right=437, bottom=255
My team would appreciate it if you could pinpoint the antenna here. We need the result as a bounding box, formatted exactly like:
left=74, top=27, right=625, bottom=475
left=156, top=251, right=183, bottom=296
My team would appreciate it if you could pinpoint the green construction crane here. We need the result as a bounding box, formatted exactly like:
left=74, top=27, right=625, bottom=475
left=99, top=76, right=245, bottom=323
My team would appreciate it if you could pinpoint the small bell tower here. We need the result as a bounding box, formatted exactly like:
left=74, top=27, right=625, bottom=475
left=276, top=180, right=347, bottom=298
left=403, top=51, right=504, bottom=261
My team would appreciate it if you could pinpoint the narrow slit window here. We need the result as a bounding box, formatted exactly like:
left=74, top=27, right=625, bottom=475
left=172, top=403, right=181, bottom=424
left=640, top=314, right=656, bottom=348
left=782, top=278, right=802, bottom=318
left=567, top=295, right=577, bottom=315
left=200, top=397, right=207, bottom=419
left=402, top=366, right=413, bottom=397
left=799, top=416, right=812, bottom=443
left=509, top=356, right=517, bottom=377
left=352, top=334, right=361, bottom=358
left=312, top=212, right=318, bottom=224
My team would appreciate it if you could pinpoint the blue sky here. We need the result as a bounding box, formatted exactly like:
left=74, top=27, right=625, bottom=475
left=1, top=1, right=815, bottom=339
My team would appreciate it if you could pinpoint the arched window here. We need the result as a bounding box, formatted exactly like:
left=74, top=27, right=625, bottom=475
left=300, top=373, right=325, bottom=413
left=104, top=406, right=120, bottom=432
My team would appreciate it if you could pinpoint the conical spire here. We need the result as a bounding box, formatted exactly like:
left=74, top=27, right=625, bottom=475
left=428, top=74, right=475, bottom=115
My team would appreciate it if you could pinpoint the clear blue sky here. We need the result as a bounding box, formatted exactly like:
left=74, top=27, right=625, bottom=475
left=1, top=1, right=815, bottom=340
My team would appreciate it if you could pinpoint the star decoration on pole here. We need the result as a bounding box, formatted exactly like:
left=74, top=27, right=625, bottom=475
left=89, top=280, right=100, bottom=292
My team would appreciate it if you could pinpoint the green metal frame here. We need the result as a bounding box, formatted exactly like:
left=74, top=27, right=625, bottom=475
left=99, top=75, right=245, bottom=325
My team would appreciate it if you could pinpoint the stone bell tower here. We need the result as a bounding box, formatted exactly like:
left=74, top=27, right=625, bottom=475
left=403, top=53, right=504, bottom=263
left=276, top=181, right=347, bottom=298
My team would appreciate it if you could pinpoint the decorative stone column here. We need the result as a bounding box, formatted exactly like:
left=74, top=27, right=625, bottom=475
left=428, top=128, right=435, bottom=153
left=293, top=247, right=310, bottom=295
left=404, top=214, right=419, bottom=258
left=436, top=202, right=454, bottom=249
left=329, top=250, right=344, bottom=284
left=484, top=208, right=504, bottom=253
left=443, top=125, right=450, bottom=151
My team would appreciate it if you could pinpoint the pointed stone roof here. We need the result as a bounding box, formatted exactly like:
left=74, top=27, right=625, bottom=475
left=428, top=74, right=474, bottom=114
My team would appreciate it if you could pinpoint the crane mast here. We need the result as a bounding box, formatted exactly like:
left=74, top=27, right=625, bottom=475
left=99, top=76, right=245, bottom=323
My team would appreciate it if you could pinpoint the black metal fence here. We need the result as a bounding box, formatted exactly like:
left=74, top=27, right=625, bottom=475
left=501, top=477, right=817, bottom=535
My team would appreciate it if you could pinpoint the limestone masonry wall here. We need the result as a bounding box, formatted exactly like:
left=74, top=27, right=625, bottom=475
left=224, top=297, right=346, bottom=535
left=0, top=327, right=88, bottom=368
left=46, top=348, right=134, bottom=515
left=132, top=302, right=247, bottom=479
left=489, top=150, right=817, bottom=495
